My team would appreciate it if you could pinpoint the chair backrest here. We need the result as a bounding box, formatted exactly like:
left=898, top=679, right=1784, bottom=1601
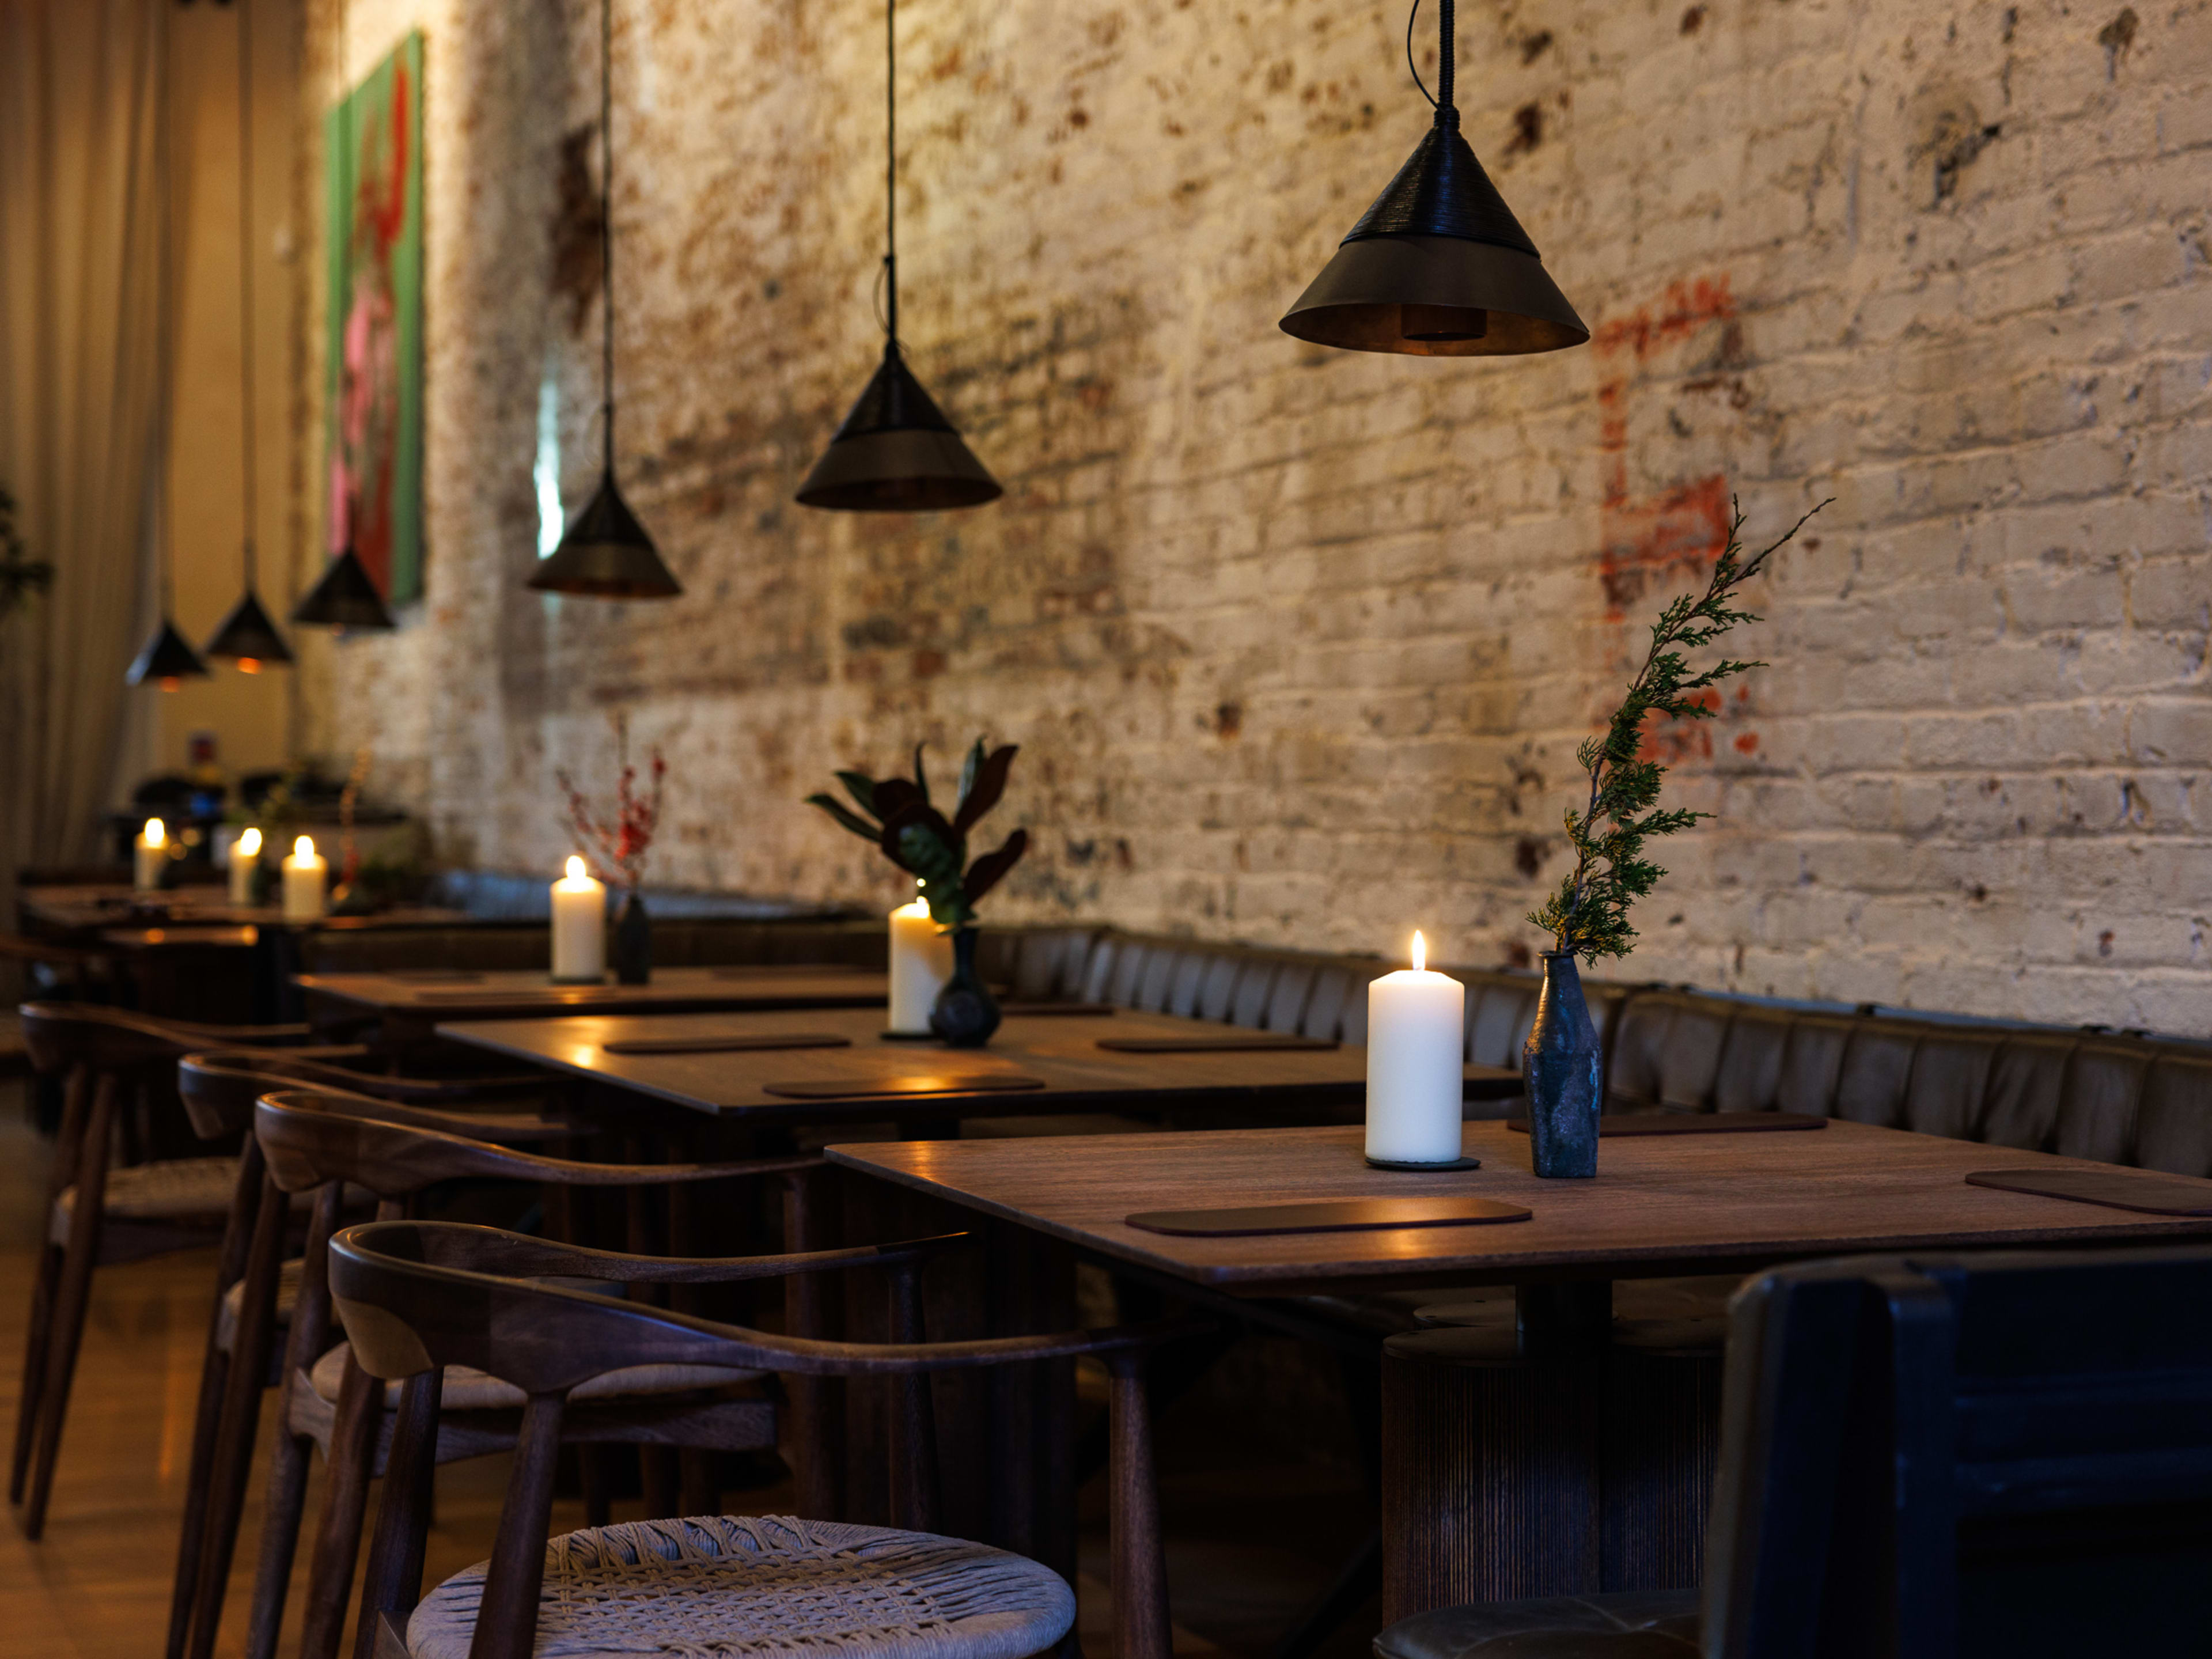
left=251, top=1090, right=814, bottom=1202
left=180, top=1055, right=566, bottom=1142
left=1703, top=1245, right=2212, bottom=1659
left=17, top=1001, right=310, bottom=1076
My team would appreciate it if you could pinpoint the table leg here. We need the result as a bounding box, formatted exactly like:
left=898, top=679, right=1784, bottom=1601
left=1378, top=1283, right=1611, bottom=1619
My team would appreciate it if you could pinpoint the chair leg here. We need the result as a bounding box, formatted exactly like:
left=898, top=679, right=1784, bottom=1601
left=185, top=1168, right=292, bottom=1659
left=1106, top=1351, right=1172, bottom=1659
left=21, top=1073, right=118, bottom=1539
left=353, top=1370, right=444, bottom=1659
left=240, top=1418, right=315, bottom=1659
left=8, top=1241, right=63, bottom=1506
left=296, top=1354, right=385, bottom=1659
left=9, top=1065, right=89, bottom=1504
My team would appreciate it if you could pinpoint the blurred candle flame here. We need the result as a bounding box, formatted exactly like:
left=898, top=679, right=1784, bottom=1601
left=1411, top=931, right=1427, bottom=972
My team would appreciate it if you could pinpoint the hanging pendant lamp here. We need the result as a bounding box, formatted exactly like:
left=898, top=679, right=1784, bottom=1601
left=796, top=0, right=1000, bottom=512
left=129, top=1, right=209, bottom=694
left=294, top=0, right=396, bottom=631
left=1280, top=0, right=1586, bottom=357
left=530, top=0, right=680, bottom=597
left=207, top=0, right=293, bottom=671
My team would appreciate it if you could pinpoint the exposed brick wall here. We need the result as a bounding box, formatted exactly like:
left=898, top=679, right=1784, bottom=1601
left=297, top=0, right=2212, bottom=1032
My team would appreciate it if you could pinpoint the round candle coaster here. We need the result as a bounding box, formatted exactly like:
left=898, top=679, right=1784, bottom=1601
left=1364, top=1155, right=1483, bottom=1173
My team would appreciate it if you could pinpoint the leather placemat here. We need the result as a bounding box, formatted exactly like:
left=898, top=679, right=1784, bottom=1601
left=707, top=964, right=874, bottom=979
left=1097, top=1035, right=1340, bottom=1054
left=1505, top=1112, right=1829, bottom=1136
left=1964, top=1168, right=2212, bottom=1217
left=387, top=969, right=485, bottom=983
left=1127, top=1196, right=1531, bottom=1237
left=1001, top=1001, right=1118, bottom=1017
left=762, top=1074, right=1049, bottom=1101
left=601, top=1033, right=854, bottom=1056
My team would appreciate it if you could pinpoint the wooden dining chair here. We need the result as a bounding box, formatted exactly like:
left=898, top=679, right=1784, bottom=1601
left=7, top=1002, right=350, bottom=1539
left=328, top=1215, right=1198, bottom=1659
left=210, top=1092, right=823, bottom=1659
left=164, top=1055, right=584, bottom=1659
left=1374, top=1243, right=2212, bottom=1659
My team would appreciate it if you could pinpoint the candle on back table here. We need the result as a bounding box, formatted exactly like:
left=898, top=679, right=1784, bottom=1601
left=229, top=826, right=263, bottom=905
left=134, top=819, right=166, bottom=892
left=551, top=856, right=607, bottom=983
left=282, top=835, right=328, bottom=922
left=1365, top=931, right=1467, bottom=1168
left=887, top=889, right=953, bottom=1035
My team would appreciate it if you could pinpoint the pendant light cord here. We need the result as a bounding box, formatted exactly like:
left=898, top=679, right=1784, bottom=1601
left=1406, top=0, right=1457, bottom=124
left=236, top=0, right=259, bottom=587
left=335, top=0, right=358, bottom=554
left=156, top=0, right=177, bottom=615
left=600, top=0, right=617, bottom=474
left=883, top=0, right=898, bottom=348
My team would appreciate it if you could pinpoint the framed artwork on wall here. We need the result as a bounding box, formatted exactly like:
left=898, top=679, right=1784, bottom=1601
left=324, top=32, right=424, bottom=605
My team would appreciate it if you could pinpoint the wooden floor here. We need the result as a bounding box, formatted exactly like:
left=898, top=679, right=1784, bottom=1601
left=0, top=1078, right=1373, bottom=1659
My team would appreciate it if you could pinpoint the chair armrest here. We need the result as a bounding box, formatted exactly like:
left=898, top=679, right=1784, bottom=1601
left=398, top=1219, right=952, bottom=1286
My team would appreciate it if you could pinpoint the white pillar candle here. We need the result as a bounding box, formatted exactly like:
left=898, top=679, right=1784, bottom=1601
left=133, top=819, right=167, bottom=892
left=887, top=893, right=953, bottom=1035
left=551, top=855, right=608, bottom=983
left=282, top=835, right=328, bottom=922
left=228, top=826, right=263, bottom=906
left=1365, top=932, right=1468, bottom=1166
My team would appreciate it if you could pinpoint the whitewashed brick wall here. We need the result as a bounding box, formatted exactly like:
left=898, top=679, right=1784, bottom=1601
left=299, top=0, right=2212, bottom=1032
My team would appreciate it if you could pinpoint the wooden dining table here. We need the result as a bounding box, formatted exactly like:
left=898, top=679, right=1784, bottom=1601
left=298, top=964, right=892, bottom=1051
left=430, top=1001, right=1527, bottom=1127
left=827, top=1116, right=2212, bottom=1617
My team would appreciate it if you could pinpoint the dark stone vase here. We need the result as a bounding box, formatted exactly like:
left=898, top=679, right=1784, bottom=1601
left=612, top=891, right=652, bottom=986
left=1522, top=950, right=1603, bottom=1178
left=929, top=927, right=1001, bottom=1048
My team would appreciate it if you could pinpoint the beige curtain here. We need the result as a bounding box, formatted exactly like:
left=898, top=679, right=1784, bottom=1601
left=0, top=0, right=167, bottom=903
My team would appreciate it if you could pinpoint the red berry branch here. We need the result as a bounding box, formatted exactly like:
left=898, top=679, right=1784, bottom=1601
left=556, top=719, right=666, bottom=891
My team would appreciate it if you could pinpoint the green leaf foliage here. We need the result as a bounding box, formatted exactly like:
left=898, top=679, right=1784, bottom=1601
left=805, top=736, right=1031, bottom=931
left=1528, top=497, right=1830, bottom=965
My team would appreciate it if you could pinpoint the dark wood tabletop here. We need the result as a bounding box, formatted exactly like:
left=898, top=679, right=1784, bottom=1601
left=26, top=884, right=471, bottom=937
left=434, top=1003, right=1520, bottom=1124
left=299, top=964, right=888, bottom=1022
left=825, top=1119, right=2212, bottom=1295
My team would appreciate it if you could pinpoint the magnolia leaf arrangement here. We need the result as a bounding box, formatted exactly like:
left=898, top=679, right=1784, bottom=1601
left=1530, top=497, right=1829, bottom=964
left=808, top=740, right=1029, bottom=931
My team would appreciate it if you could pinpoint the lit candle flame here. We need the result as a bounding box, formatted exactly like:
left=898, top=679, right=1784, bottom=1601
left=237, top=827, right=262, bottom=858
left=1411, top=930, right=1427, bottom=973
left=565, top=855, right=589, bottom=883
left=143, top=818, right=165, bottom=848
left=293, top=835, right=316, bottom=862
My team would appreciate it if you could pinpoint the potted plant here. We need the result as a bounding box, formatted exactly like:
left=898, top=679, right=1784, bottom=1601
left=808, top=740, right=1029, bottom=1046
left=558, top=721, right=666, bottom=984
left=1522, top=498, right=1825, bottom=1177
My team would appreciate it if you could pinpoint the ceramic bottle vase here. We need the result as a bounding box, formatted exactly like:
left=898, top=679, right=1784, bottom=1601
left=1521, top=950, right=1603, bottom=1177
left=929, top=927, right=1002, bottom=1047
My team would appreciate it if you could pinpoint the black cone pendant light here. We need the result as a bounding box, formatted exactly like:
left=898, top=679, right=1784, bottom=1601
left=206, top=0, right=293, bottom=672
left=1281, top=0, right=1587, bottom=357
left=796, top=0, right=1000, bottom=512
left=529, top=0, right=680, bottom=598
left=128, top=2, right=209, bottom=694
left=295, top=0, right=395, bottom=631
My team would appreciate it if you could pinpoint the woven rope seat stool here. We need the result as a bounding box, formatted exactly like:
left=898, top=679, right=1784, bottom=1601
left=406, top=1515, right=1077, bottom=1659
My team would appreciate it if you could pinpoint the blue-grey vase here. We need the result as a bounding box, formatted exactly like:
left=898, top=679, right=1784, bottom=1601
left=1522, top=950, right=1603, bottom=1178
left=929, top=927, right=1001, bottom=1048
left=612, top=891, right=652, bottom=986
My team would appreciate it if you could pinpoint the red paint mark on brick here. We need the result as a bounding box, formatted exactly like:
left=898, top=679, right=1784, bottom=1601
left=1598, top=475, right=1733, bottom=620
left=1733, top=732, right=1759, bottom=754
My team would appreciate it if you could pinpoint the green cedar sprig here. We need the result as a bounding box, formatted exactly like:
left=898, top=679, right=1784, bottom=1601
left=1528, top=497, right=1830, bottom=964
